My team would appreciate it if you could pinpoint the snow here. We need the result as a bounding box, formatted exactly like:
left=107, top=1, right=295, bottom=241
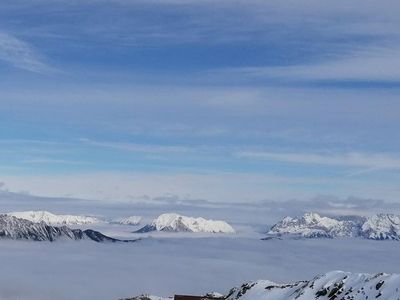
left=361, top=213, right=400, bottom=240
left=129, top=271, right=400, bottom=300
left=223, top=271, right=400, bottom=300
left=6, top=210, right=102, bottom=225
left=116, top=216, right=142, bottom=226
left=139, top=213, right=235, bottom=233
left=268, top=212, right=358, bottom=238
left=268, top=212, right=400, bottom=240
left=0, top=214, right=129, bottom=242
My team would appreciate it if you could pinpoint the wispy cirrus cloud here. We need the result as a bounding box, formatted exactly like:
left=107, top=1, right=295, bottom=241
left=0, top=31, right=52, bottom=73
left=236, top=151, right=400, bottom=171
left=79, top=138, right=192, bottom=154
left=219, top=46, right=400, bottom=83
left=21, top=158, right=91, bottom=165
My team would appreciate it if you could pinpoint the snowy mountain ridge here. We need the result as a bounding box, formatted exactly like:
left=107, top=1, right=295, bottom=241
left=124, top=271, right=400, bottom=300
left=268, top=212, right=400, bottom=240
left=6, top=210, right=102, bottom=225
left=136, top=213, right=235, bottom=233
left=0, top=214, right=135, bottom=243
left=224, top=271, right=400, bottom=300
left=361, top=213, right=400, bottom=240
left=115, top=216, right=142, bottom=226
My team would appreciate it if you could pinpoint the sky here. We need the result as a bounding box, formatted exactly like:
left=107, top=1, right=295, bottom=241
left=1, top=0, right=400, bottom=203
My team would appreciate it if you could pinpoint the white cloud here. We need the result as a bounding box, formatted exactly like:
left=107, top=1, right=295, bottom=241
left=236, top=151, right=400, bottom=170
left=2, top=167, right=400, bottom=204
left=79, top=138, right=192, bottom=154
left=0, top=172, right=339, bottom=203
left=222, top=46, right=400, bottom=82
left=0, top=32, right=52, bottom=73
left=21, top=158, right=91, bottom=165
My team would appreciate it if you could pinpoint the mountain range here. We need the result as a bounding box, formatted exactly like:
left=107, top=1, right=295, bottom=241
left=6, top=210, right=145, bottom=226
left=0, top=214, right=136, bottom=243
left=267, top=212, right=400, bottom=240
left=114, top=216, right=142, bottom=226
left=6, top=210, right=102, bottom=225
left=135, top=213, right=235, bottom=234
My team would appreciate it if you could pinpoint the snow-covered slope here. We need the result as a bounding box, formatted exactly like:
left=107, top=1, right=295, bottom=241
left=0, top=214, right=134, bottom=243
left=6, top=210, right=102, bottom=225
left=268, top=212, right=400, bottom=240
left=224, top=271, right=400, bottom=300
left=268, top=212, right=360, bottom=238
left=115, top=216, right=142, bottom=226
left=136, top=213, right=235, bottom=233
left=125, top=271, right=400, bottom=300
left=361, top=213, right=400, bottom=240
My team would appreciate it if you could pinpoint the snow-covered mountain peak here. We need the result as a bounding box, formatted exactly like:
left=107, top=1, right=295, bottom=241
left=126, top=271, right=400, bottom=300
left=152, top=213, right=181, bottom=229
left=268, top=212, right=400, bottom=240
left=0, top=214, right=134, bottom=243
left=223, top=271, right=400, bottom=300
left=302, top=212, right=335, bottom=225
left=268, top=212, right=355, bottom=238
left=136, top=213, right=235, bottom=233
left=6, top=210, right=102, bottom=225
left=361, top=213, right=400, bottom=240
left=302, top=212, right=322, bottom=222
left=116, top=216, right=142, bottom=226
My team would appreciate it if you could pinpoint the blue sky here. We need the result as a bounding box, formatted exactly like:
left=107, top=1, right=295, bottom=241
left=1, top=0, right=400, bottom=202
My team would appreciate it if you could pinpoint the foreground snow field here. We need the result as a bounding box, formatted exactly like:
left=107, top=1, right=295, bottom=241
left=223, top=271, right=400, bottom=300
left=127, top=271, right=400, bottom=300
left=0, top=236, right=400, bottom=300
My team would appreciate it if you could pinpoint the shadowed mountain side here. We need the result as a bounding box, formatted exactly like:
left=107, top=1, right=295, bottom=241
left=0, top=215, right=138, bottom=243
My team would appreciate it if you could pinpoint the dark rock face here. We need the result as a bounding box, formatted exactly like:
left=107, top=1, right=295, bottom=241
left=0, top=214, right=137, bottom=243
left=134, top=225, right=157, bottom=233
left=134, top=222, right=192, bottom=233
left=80, top=229, right=136, bottom=242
